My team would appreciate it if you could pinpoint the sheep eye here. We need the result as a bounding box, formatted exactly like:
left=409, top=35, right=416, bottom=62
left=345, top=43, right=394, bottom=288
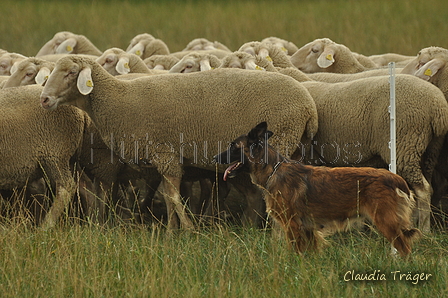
left=66, top=70, right=78, bottom=78
left=105, top=58, right=114, bottom=64
left=311, top=48, right=319, bottom=53
left=26, top=72, right=35, bottom=77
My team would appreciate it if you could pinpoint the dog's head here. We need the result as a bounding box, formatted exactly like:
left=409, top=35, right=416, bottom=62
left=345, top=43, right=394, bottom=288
left=213, top=122, right=273, bottom=181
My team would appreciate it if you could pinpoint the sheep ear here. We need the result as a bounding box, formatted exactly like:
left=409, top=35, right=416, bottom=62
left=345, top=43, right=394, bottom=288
left=116, top=57, right=131, bottom=74
left=77, top=67, right=94, bottom=95
left=245, top=60, right=265, bottom=71
left=200, top=59, right=212, bottom=71
left=128, top=42, right=145, bottom=57
left=10, top=61, right=20, bottom=75
left=258, top=48, right=273, bottom=62
left=153, top=64, right=165, bottom=70
left=56, top=38, right=77, bottom=54
left=414, top=58, right=445, bottom=81
left=35, top=67, right=51, bottom=85
left=317, top=48, right=335, bottom=68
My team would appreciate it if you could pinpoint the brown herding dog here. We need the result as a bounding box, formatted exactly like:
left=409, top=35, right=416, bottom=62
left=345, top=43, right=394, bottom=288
left=214, top=122, right=421, bottom=257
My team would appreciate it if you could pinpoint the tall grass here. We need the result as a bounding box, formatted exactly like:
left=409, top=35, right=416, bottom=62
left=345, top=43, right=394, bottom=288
left=2, top=0, right=448, bottom=56
left=0, top=221, right=446, bottom=297
left=0, top=0, right=447, bottom=297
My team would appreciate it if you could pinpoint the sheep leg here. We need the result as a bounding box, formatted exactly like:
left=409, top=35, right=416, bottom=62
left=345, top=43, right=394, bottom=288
left=411, top=177, right=433, bottom=233
left=161, top=176, right=194, bottom=230
left=76, top=171, right=106, bottom=224
left=41, top=177, right=76, bottom=229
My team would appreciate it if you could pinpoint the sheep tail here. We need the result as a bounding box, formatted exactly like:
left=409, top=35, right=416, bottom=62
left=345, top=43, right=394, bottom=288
left=305, top=112, right=319, bottom=139
left=431, top=99, right=448, bottom=137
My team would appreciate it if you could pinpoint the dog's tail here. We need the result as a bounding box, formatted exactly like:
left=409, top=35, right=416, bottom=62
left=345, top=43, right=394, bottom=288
left=394, top=188, right=422, bottom=252
left=395, top=187, right=417, bottom=224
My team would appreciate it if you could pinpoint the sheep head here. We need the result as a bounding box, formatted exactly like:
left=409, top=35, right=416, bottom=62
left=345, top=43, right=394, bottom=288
left=36, top=31, right=76, bottom=56
left=96, top=48, right=131, bottom=75
left=169, top=53, right=220, bottom=73
left=401, top=47, right=448, bottom=82
left=0, top=53, right=27, bottom=75
left=40, top=56, right=94, bottom=110
left=126, top=33, right=155, bottom=53
left=290, top=38, right=337, bottom=73
left=219, top=51, right=268, bottom=71
left=3, top=57, right=54, bottom=88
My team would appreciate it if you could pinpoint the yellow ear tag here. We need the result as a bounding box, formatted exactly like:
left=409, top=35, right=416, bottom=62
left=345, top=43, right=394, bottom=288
left=326, top=54, right=333, bottom=61
left=124, top=63, right=130, bottom=69
left=135, top=50, right=141, bottom=56
left=266, top=56, right=273, bottom=62
left=67, top=45, right=73, bottom=52
left=86, top=80, right=93, bottom=87
left=424, top=68, right=432, bottom=76
left=255, top=65, right=263, bottom=70
left=281, top=47, right=287, bottom=52
left=45, top=76, right=48, bottom=80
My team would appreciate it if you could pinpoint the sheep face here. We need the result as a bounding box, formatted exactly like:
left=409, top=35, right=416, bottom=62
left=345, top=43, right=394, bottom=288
left=3, top=58, right=53, bottom=88
left=0, top=53, right=26, bottom=75
left=40, top=58, right=91, bottom=110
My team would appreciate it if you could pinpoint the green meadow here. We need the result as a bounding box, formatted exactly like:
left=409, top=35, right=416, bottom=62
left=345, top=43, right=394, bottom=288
left=0, top=0, right=447, bottom=297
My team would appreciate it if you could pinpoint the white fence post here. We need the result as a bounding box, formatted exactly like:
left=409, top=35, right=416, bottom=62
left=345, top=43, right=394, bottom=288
left=389, top=62, right=396, bottom=174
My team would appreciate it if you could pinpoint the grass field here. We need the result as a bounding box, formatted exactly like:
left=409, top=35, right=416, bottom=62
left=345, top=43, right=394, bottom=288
left=0, top=0, right=448, bottom=297
left=1, top=0, right=448, bottom=57
left=0, top=220, right=447, bottom=298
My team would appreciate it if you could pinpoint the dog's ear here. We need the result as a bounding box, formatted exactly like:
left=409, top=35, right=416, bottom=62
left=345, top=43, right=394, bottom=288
left=248, top=122, right=273, bottom=142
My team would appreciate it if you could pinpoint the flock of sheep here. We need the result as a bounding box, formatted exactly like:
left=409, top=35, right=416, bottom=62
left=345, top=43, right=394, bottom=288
left=1, top=31, right=448, bottom=234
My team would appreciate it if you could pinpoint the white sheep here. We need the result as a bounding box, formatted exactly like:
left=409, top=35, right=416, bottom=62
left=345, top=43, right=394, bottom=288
left=307, top=68, right=404, bottom=83
left=261, top=36, right=299, bottom=55
left=400, top=46, right=448, bottom=211
left=400, top=46, right=448, bottom=98
left=296, top=76, right=448, bottom=233
left=170, top=49, right=232, bottom=60
left=218, top=51, right=273, bottom=71
left=2, top=57, right=154, bottom=223
left=36, top=31, right=102, bottom=57
left=40, top=55, right=319, bottom=230
left=218, top=52, right=448, bottom=232
left=126, top=33, right=170, bottom=59
left=182, top=37, right=232, bottom=52
left=238, top=41, right=296, bottom=68
left=369, top=53, right=416, bottom=67
left=37, top=53, right=100, bottom=63
left=96, top=47, right=154, bottom=75
left=0, top=51, right=27, bottom=75
left=169, top=52, right=222, bottom=73
left=3, top=57, right=54, bottom=88
left=290, top=38, right=379, bottom=73
left=143, top=55, right=180, bottom=70
left=0, top=84, right=87, bottom=228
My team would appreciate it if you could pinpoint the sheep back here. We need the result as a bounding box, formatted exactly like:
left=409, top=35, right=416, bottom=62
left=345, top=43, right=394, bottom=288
left=58, top=60, right=318, bottom=177
left=300, top=75, right=448, bottom=185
